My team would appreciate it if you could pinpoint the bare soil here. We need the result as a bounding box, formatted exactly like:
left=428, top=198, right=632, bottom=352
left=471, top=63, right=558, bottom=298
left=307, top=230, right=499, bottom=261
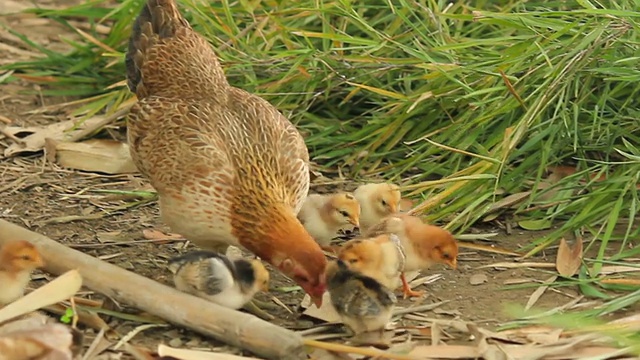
left=0, top=1, right=634, bottom=358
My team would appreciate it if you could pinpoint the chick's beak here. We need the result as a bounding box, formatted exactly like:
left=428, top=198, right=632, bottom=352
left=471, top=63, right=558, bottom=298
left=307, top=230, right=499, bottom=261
left=261, top=282, right=269, bottom=292
left=388, top=204, right=398, bottom=214
left=35, top=256, right=45, bottom=268
left=349, top=218, right=360, bottom=227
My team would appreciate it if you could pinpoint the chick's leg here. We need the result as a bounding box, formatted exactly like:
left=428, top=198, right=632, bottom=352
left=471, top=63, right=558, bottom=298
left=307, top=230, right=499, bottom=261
left=400, top=272, right=424, bottom=299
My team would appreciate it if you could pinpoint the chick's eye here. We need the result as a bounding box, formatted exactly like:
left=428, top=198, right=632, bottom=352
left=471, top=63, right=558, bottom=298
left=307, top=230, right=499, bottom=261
left=348, top=259, right=358, bottom=264
left=381, top=200, right=387, bottom=206
left=442, top=253, right=450, bottom=259
left=339, top=210, right=350, bottom=217
left=21, top=255, right=32, bottom=261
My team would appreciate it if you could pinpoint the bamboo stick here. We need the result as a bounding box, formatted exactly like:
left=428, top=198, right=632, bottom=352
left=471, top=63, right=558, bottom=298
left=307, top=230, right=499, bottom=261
left=0, top=219, right=305, bottom=360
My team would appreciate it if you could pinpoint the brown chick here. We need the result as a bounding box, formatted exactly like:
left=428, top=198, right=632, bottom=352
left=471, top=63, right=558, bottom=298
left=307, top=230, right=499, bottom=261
left=353, top=183, right=402, bottom=231
left=168, top=251, right=269, bottom=310
left=363, top=215, right=458, bottom=298
left=125, top=0, right=326, bottom=305
left=337, top=235, right=405, bottom=290
left=0, top=240, right=45, bottom=307
left=297, top=193, right=360, bottom=250
left=326, top=259, right=397, bottom=335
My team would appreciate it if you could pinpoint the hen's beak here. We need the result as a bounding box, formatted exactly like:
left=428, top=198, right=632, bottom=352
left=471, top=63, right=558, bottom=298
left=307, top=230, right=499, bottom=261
left=448, top=258, right=457, bottom=270
left=311, top=294, right=323, bottom=307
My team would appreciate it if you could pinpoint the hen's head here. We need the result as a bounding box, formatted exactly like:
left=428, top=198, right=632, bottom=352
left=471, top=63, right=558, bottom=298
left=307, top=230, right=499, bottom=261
left=0, top=240, right=45, bottom=272
left=325, top=193, right=360, bottom=228
left=406, top=222, right=458, bottom=269
left=252, top=208, right=327, bottom=306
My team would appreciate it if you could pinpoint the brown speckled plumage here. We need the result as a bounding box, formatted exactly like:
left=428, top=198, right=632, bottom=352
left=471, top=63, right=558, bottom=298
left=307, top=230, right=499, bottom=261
left=125, top=0, right=326, bottom=303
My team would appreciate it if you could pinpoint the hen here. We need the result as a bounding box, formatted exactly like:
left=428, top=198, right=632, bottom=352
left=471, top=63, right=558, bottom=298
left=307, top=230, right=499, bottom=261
left=0, top=240, right=45, bottom=307
left=125, top=0, right=326, bottom=304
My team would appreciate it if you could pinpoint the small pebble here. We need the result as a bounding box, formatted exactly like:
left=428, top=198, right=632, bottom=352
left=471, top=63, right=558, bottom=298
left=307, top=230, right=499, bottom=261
left=469, top=273, right=488, bottom=285
left=168, top=337, right=183, bottom=347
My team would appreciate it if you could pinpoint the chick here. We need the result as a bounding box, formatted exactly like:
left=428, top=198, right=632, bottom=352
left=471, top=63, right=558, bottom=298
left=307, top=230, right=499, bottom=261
left=353, top=183, right=402, bottom=231
left=363, top=215, right=458, bottom=298
left=337, top=235, right=405, bottom=290
left=0, top=240, right=45, bottom=307
left=168, top=251, right=269, bottom=310
left=297, top=193, right=361, bottom=250
left=326, top=259, right=396, bottom=335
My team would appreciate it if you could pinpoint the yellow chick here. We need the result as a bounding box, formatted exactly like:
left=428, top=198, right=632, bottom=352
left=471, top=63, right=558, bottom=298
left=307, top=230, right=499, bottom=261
left=353, top=183, right=402, bottom=231
left=297, top=193, right=361, bottom=249
left=337, top=235, right=405, bottom=290
left=325, top=259, right=397, bottom=335
left=168, top=251, right=269, bottom=310
left=364, top=215, right=458, bottom=298
left=0, top=240, right=45, bottom=307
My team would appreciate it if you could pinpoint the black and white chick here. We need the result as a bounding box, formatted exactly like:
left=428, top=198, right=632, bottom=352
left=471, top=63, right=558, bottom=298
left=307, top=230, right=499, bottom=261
left=168, top=251, right=270, bottom=310
left=326, top=259, right=397, bottom=335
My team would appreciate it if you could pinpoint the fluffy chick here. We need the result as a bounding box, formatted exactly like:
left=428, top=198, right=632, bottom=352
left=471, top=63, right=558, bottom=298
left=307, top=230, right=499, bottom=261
left=0, top=240, right=45, bottom=306
left=326, top=259, right=396, bottom=335
left=363, top=215, right=458, bottom=298
left=337, top=235, right=404, bottom=290
left=298, top=193, right=361, bottom=249
left=353, top=183, right=402, bottom=231
left=168, top=251, right=269, bottom=310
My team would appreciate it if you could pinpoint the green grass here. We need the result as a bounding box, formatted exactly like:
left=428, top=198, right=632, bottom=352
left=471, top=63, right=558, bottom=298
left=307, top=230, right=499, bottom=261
left=2, top=0, right=640, bottom=345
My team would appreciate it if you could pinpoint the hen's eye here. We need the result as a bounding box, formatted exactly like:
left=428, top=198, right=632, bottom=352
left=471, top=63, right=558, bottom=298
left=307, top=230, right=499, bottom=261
left=339, top=210, right=350, bottom=217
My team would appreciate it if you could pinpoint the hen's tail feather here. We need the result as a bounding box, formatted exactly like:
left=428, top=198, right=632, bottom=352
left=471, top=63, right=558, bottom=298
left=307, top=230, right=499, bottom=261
left=126, top=0, right=188, bottom=95
left=126, top=0, right=229, bottom=101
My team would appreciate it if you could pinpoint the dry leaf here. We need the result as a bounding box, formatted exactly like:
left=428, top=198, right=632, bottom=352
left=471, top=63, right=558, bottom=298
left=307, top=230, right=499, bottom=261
left=301, top=293, right=341, bottom=323
left=0, top=270, right=83, bottom=324
left=555, top=237, right=583, bottom=277
left=600, top=265, right=640, bottom=275
left=458, top=242, right=521, bottom=257
left=53, top=139, right=138, bottom=174
left=525, top=275, right=557, bottom=311
left=158, top=344, right=261, bottom=359
left=469, top=273, right=488, bottom=285
left=486, top=191, right=532, bottom=214
left=3, top=117, right=110, bottom=158
left=142, top=229, right=184, bottom=242
left=0, top=314, right=75, bottom=360
left=478, top=262, right=555, bottom=270
left=527, top=328, right=563, bottom=345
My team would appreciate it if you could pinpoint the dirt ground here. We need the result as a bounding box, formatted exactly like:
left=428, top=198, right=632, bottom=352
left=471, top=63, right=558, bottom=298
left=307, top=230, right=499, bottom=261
left=0, top=1, right=633, bottom=359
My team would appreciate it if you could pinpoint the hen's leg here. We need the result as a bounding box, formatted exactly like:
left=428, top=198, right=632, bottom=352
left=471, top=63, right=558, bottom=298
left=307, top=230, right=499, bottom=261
left=400, top=272, right=424, bottom=299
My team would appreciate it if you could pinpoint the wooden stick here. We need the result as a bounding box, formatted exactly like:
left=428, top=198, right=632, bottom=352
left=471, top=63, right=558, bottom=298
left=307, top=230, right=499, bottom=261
left=0, top=219, right=305, bottom=360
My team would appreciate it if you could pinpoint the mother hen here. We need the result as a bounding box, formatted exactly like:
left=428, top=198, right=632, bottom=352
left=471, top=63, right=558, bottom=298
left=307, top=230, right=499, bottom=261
left=125, top=0, right=327, bottom=305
